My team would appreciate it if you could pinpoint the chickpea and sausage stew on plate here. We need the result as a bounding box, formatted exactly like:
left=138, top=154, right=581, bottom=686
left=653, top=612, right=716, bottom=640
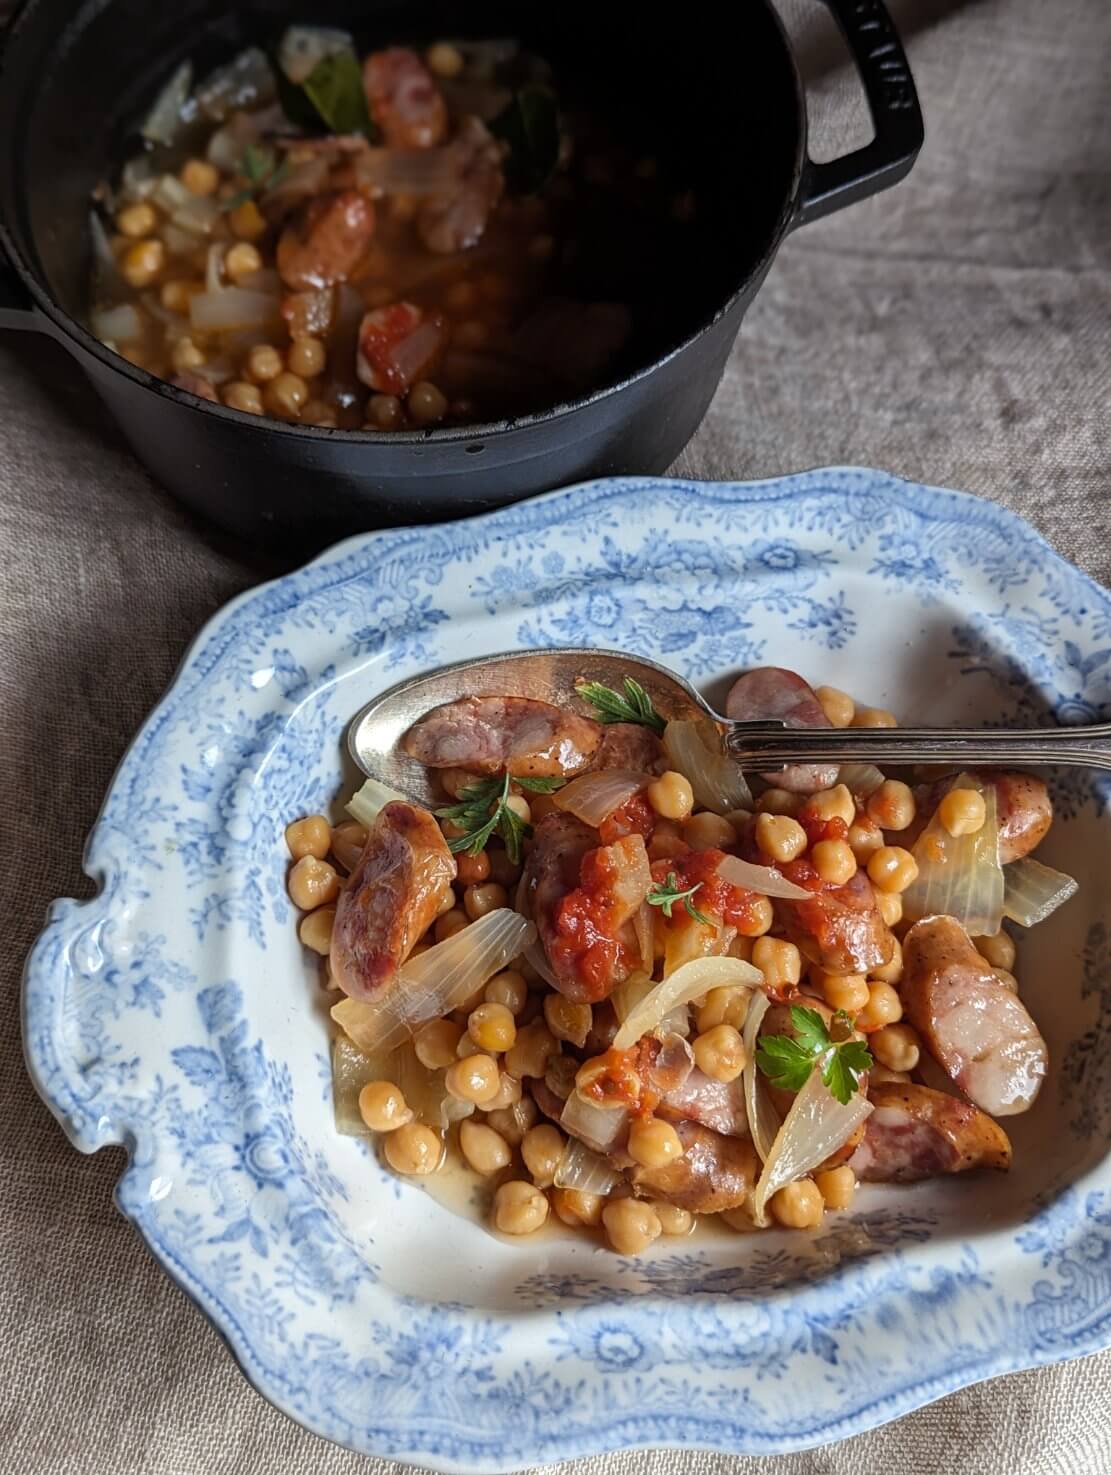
left=285, top=663, right=1078, bottom=1254
left=90, top=26, right=699, bottom=430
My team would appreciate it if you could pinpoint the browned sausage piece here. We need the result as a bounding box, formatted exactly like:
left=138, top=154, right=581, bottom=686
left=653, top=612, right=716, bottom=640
left=590, top=722, right=667, bottom=775
left=849, top=1083, right=1012, bottom=1182
left=363, top=47, right=448, bottom=149
left=725, top=667, right=839, bottom=794
left=523, top=809, right=596, bottom=977
left=775, top=868, right=896, bottom=976
left=277, top=189, right=376, bottom=291
left=418, top=116, right=505, bottom=254
left=657, top=1068, right=749, bottom=1137
left=170, top=371, right=218, bottom=402
left=901, top=915, right=1048, bottom=1116
left=908, top=770, right=1052, bottom=864
left=330, top=801, right=456, bottom=1002
left=632, top=1121, right=759, bottom=1212
left=402, top=695, right=602, bottom=778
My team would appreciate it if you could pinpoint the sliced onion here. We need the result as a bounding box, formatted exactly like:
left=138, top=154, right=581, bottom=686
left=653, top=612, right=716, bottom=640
left=613, top=955, right=761, bottom=1051
left=742, top=990, right=780, bottom=1161
left=388, top=319, right=447, bottom=391
left=560, top=1090, right=628, bottom=1153
left=332, top=908, right=535, bottom=1052
left=239, top=267, right=283, bottom=294
left=522, top=935, right=558, bottom=986
left=121, top=154, right=156, bottom=199
left=354, top=146, right=470, bottom=198
left=169, top=193, right=220, bottom=236
left=646, top=1032, right=695, bottom=1093
left=902, top=772, right=1004, bottom=935
left=345, top=776, right=410, bottom=829
left=663, top=719, right=752, bottom=814
left=662, top=914, right=730, bottom=978
left=206, top=111, right=261, bottom=171
left=205, top=243, right=224, bottom=294
left=278, top=24, right=353, bottom=84
left=141, top=60, right=192, bottom=146
left=1002, top=857, right=1079, bottom=927
left=160, top=222, right=201, bottom=256
left=194, top=46, right=275, bottom=121
left=150, top=173, right=194, bottom=213
left=554, top=1137, right=621, bottom=1195
left=553, top=769, right=646, bottom=828
left=91, top=303, right=142, bottom=344
left=837, top=763, right=886, bottom=797
left=715, top=853, right=811, bottom=901
left=332, top=1035, right=470, bottom=1137
left=190, top=287, right=283, bottom=333
left=750, top=1066, right=873, bottom=1227
left=633, top=901, right=654, bottom=973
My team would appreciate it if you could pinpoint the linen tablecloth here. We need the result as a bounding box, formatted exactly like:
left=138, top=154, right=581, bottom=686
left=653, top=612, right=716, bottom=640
left=3, top=0, right=1109, bottom=1470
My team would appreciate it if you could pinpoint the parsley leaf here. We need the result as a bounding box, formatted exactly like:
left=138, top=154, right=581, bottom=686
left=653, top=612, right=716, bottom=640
left=434, top=771, right=541, bottom=866
left=822, top=1038, right=874, bottom=1106
left=757, top=1006, right=873, bottom=1103
left=646, top=872, right=713, bottom=926
left=575, top=676, right=666, bottom=735
left=754, top=1034, right=815, bottom=1094
left=221, top=145, right=290, bottom=213
left=789, top=1005, right=832, bottom=1055
left=512, top=775, right=567, bottom=794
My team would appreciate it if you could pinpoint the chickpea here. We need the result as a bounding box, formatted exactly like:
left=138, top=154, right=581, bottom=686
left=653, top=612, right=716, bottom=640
left=225, top=241, right=263, bottom=284
left=246, top=343, right=284, bottom=383
left=867, top=845, right=919, bottom=893
left=484, top=1071, right=523, bottom=1111
left=367, top=392, right=403, bottom=430
left=298, top=905, right=335, bottom=956
left=815, top=1164, right=856, bottom=1211
left=445, top=278, right=478, bottom=313
left=993, top=968, right=1019, bottom=993
left=653, top=1202, right=694, bottom=1236
left=544, top=994, right=592, bottom=1047
left=485, top=1096, right=537, bottom=1147
left=751, top=936, right=802, bottom=992
left=647, top=818, right=687, bottom=862
left=814, top=685, right=855, bottom=728
left=682, top=811, right=737, bottom=851
left=696, top=986, right=750, bottom=1034
left=501, top=1020, right=554, bottom=1079
left=426, top=40, right=465, bottom=77
left=223, top=381, right=264, bottom=415
left=459, top=1118, right=511, bottom=1175
left=973, top=930, right=1016, bottom=971
left=803, top=784, right=855, bottom=828
left=487, top=849, right=522, bottom=888
left=358, top=1080, right=412, bottom=1132
left=692, top=1024, right=746, bottom=1082
left=464, top=882, right=509, bottom=920
left=229, top=198, right=267, bottom=241
left=552, top=1187, right=604, bottom=1227
left=756, top=788, right=802, bottom=817
left=171, top=337, right=205, bottom=372
left=736, top=894, right=775, bottom=938
left=483, top=969, right=528, bottom=1015
left=265, top=371, right=309, bottom=418
left=504, top=794, right=531, bottom=824
left=160, top=279, right=199, bottom=314
left=811, top=838, right=857, bottom=886
left=529, top=793, right=560, bottom=823
left=445, top=1053, right=502, bottom=1105
left=752, top=812, right=806, bottom=863
left=867, top=779, right=917, bottom=831
left=435, top=907, right=469, bottom=942
left=856, top=981, right=903, bottom=1031
left=769, top=1178, right=824, bottom=1229
left=414, top=1017, right=463, bottom=1070
left=817, top=971, right=870, bottom=1013
left=870, top=936, right=904, bottom=985
left=939, top=787, right=987, bottom=837
left=384, top=1121, right=442, bottom=1175
left=869, top=1065, right=911, bottom=1085
left=121, top=239, right=165, bottom=288
left=286, top=815, right=331, bottom=860
left=437, top=886, right=460, bottom=917
left=456, top=850, right=490, bottom=885
left=288, top=855, right=339, bottom=910
left=627, top=1117, right=684, bottom=1170
left=288, top=335, right=327, bottom=379
left=602, top=1198, right=662, bottom=1255
left=409, top=380, right=448, bottom=426
left=468, top=1001, right=517, bottom=1053
left=876, top=890, right=903, bottom=927
left=330, top=821, right=368, bottom=873
left=646, top=771, right=695, bottom=822
left=847, top=815, right=884, bottom=862
left=181, top=158, right=220, bottom=196
left=871, top=1022, right=921, bottom=1072
left=493, top=1179, right=549, bottom=1235
left=852, top=706, right=898, bottom=728
left=117, top=201, right=157, bottom=238
left=728, top=934, right=754, bottom=963
left=521, top=1123, right=565, bottom=1186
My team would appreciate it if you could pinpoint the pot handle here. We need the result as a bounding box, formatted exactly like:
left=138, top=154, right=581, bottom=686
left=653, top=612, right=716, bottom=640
left=793, top=0, right=924, bottom=228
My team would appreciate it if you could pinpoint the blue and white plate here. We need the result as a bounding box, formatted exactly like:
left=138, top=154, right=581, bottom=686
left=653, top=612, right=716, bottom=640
left=23, top=470, right=1111, bottom=1466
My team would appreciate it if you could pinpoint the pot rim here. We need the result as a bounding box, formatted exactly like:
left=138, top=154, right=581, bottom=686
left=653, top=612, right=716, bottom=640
left=0, top=0, right=805, bottom=445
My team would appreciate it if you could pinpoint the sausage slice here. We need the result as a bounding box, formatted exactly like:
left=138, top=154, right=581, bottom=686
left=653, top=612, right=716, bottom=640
left=403, top=695, right=602, bottom=778
left=908, top=770, right=1052, bottom=864
left=776, top=868, right=896, bottom=976
left=725, top=666, right=838, bottom=794
left=901, top=915, right=1047, bottom=1116
left=657, top=1068, right=749, bottom=1137
left=590, top=722, right=667, bottom=775
left=850, top=1083, right=1012, bottom=1181
left=363, top=47, right=448, bottom=149
left=330, top=801, right=456, bottom=1001
left=277, top=189, right=376, bottom=290
left=632, top=1121, right=759, bottom=1213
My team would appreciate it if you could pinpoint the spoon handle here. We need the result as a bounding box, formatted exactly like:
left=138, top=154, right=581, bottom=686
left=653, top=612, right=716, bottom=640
left=722, top=721, right=1111, bottom=772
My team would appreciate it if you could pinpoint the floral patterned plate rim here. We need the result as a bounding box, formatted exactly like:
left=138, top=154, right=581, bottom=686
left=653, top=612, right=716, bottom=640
left=22, top=468, right=1111, bottom=1468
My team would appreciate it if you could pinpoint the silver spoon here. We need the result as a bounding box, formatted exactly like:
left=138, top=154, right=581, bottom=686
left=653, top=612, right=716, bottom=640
left=347, top=646, right=1111, bottom=805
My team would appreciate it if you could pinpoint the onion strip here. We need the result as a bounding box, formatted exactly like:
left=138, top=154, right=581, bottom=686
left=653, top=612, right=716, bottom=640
left=837, top=763, right=886, bottom=797
left=190, top=287, right=283, bottom=333
left=1002, top=857, right=1079, bottom=927
left=553, top=1138, right=621, bottom=1195
left=331, top=1036, right=470, bottom=1137
left=742, top=990, right=780, bottom=1161
left=663, top=719, right=752, bottom=814
left=560, top=1090, right=627, bottom=1153
left=553, top=769, right=646, bottom=827
left=715, top=853, right=811, bottom=901
left=613, top=955, right=761, bottom=1051
left=902, top=772, right=1004, bottom=935
left=750, top=1067, right=873, bottom=1227
left=346, top=777, right=410, bottom=829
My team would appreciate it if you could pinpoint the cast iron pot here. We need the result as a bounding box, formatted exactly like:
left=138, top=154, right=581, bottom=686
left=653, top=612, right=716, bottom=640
left=0, top=0, right=922, bottom=548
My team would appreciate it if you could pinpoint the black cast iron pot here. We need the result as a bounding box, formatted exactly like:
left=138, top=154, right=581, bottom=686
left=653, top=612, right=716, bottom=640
left=0, top=0, right=922, bottom=548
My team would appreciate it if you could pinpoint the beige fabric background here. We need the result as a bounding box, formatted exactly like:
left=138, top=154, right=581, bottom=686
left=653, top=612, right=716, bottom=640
left=3, top=0, right=1110, bottom=1470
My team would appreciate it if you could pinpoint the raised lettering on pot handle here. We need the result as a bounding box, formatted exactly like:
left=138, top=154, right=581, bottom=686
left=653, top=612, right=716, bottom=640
left=793, top=0, right=924, bottom=228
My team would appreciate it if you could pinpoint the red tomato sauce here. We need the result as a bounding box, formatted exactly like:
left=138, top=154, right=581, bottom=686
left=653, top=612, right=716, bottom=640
left=650, top=848, right=765, bottom=931
left=580, top=1041, right=660, bottom=1117
left=550, top=847, right=638, bottom=999
left=598, top=792, right=656, bottom=845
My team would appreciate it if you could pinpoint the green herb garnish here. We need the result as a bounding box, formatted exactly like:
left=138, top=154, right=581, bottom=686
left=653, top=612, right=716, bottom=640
left=646, top=872, right=712, bottom=927
left=301, top=47, right=376, bottom=139
left=755, top=1006, right=873, bottom=1106
left=575, top=676, right=665, bottom=735
left=490, top=84, right=560, bottom=194
left=222, top=144, right=290, bottom=212
left=434, top=770, right=563, bottom=865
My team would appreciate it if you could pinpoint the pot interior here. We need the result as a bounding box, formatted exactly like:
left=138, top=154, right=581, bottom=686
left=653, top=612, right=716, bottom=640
left=1, top=0, right=801, bottom=380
